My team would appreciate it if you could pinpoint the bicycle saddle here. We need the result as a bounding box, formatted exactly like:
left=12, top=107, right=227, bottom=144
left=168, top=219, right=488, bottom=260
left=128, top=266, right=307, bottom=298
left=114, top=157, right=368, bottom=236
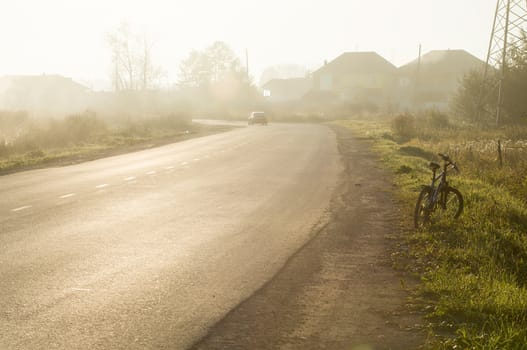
left=429, top=162, right=440, bottom=171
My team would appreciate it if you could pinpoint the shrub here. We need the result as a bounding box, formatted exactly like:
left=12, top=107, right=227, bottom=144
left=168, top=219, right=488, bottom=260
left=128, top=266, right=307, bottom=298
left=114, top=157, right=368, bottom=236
left=143, top=113, right=191, bottom=131
left=0, top=139, right=7, bottom=157
left=428, top=110, right=449, bottom=128
left=391, top=114, right=416, bottom=141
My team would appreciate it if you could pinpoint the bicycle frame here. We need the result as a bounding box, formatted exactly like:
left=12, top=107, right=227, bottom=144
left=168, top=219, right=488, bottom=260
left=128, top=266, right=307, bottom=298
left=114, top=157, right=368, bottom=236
left=427, top=161, right=455, bottom=210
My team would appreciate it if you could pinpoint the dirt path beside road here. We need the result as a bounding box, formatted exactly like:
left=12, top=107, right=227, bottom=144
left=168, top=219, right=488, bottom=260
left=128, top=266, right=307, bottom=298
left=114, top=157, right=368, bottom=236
left=191, top=124, right=425, bottom=350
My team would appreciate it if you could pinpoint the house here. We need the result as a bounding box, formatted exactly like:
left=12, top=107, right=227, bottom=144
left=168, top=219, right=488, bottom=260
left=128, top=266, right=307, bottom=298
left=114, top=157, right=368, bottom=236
left=397, top=49, right=487, bottom=110
left=312, top=52, right=398, bottom=104
left=0, top=74, right=90, bottom=115
left=262, top=78, right=312, bottom=103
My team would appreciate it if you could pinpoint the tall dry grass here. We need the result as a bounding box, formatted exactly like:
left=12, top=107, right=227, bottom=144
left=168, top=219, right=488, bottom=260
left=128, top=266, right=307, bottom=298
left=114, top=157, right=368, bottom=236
left=390, top=112, right=527, bottom=202
left=0, top=109, right=192, bottom=170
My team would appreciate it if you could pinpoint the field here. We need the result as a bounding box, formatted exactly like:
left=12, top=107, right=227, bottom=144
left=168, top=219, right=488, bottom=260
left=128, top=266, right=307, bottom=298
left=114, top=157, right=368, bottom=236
left=336, top=116, right=527, bottom=349
left=0, top=111, right=227, bottom=174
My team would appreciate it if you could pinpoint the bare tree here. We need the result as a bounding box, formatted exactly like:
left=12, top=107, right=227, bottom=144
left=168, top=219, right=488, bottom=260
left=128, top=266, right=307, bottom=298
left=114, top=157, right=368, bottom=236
left=139, top=34, right=163, bottom=90
left=107, top=23, right=163, bottom=91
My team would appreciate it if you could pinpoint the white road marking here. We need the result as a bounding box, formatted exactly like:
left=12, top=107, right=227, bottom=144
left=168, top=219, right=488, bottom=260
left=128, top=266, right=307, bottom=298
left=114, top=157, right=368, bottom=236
left=193, top=158, right=200, bottom=161
left=71, top=288, right=91, bottom=292
left=180, top=162, right=188, bottom=166
left=59, top=193, right=76, bottom=199
left=165, top=166, right=175, bottom=170
left=11, top=205, right=32, bottom=212
left=95, top=184, right=109, bottom=189
left=124, top=176, right=136, bottom=181
left=146, top=171, right=157, bottom=175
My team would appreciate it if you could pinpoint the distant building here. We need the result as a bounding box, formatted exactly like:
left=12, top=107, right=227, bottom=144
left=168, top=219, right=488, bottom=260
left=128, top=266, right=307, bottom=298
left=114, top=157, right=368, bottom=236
left=262, top=78, right=312, bottom=103
left=0, top=74, right=90, bottom=115
left=397, top=49, right=487, bottom=111
left=312, top=52, right=397, bottom=104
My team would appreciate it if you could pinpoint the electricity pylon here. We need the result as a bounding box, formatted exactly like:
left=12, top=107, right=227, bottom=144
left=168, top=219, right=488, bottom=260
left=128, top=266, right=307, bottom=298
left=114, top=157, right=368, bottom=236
left=483, top=0, right=527, bottom=125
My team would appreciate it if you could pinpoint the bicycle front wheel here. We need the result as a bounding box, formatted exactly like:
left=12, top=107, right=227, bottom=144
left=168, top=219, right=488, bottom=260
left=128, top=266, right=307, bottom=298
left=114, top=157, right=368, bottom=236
left=441, top=187, right=463, bottom=219
left=414, top=186, right=433, bottom=228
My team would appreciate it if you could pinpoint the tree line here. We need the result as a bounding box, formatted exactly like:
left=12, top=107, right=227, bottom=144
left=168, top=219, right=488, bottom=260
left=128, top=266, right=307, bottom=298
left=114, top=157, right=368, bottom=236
left=453, top=35, right=527, bottom=124
left=107, top=23, right=251, bottom=96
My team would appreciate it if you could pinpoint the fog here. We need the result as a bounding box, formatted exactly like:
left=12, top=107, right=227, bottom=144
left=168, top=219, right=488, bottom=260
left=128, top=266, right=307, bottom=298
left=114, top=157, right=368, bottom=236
left=1, top=0, right=492, bottom=87
left=0, top=0, right=498, bottom=151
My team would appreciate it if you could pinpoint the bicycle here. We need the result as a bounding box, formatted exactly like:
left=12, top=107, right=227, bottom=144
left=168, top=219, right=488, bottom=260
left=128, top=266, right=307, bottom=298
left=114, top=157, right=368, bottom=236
left=414, top=153, right=464, bottom=228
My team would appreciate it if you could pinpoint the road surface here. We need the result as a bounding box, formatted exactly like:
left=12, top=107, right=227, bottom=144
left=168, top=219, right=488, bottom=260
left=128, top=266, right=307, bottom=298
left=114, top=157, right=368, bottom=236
left=0, top=123, right=341, bottom=349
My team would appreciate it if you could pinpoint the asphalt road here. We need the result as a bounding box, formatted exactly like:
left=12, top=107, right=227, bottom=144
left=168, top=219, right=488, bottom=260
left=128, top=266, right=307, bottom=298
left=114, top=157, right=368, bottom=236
left=0, top=123, right=341, bottom=350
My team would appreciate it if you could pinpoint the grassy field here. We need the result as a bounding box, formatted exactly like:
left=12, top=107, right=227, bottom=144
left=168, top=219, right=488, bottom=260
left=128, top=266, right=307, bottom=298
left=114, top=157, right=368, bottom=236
left=336, top=117, right=527, bottom=349
left=0, top=111, right=228, bottom=174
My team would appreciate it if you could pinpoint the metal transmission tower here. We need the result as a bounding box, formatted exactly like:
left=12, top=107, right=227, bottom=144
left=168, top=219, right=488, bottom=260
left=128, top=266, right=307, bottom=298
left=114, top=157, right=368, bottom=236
left=483, top=0, right=527, bottom=125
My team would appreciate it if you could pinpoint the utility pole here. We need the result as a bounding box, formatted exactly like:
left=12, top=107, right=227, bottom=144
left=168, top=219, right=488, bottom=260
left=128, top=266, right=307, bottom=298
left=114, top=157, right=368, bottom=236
left=246, top=48, right=250, bottom=107
left=414, top=44, right=422, bottom=109
left=245, top=48, right=249, bottom=81
left=482, top=0, right=527, bottom=125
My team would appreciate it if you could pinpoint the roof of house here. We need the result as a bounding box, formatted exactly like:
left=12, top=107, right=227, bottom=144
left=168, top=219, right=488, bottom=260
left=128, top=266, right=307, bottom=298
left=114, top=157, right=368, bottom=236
left=398, top=50, right=486, bottom=75
left=0, top=74, right=88, bottom=92
left=313, top=52, right=397, bottom=75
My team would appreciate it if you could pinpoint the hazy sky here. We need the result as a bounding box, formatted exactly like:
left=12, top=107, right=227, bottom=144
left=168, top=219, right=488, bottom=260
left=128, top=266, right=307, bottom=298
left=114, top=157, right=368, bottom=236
left=0, top=0, right=496, bottom=89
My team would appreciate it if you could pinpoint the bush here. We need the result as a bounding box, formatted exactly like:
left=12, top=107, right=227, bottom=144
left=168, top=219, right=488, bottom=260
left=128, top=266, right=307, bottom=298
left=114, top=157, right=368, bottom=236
left=428, top=110, right=449, bottom=128
left=142, top=113, right=191, bottom=131
left=0, top=139, right=7, bottom=157
left=391, top=114, right=416, bottom=141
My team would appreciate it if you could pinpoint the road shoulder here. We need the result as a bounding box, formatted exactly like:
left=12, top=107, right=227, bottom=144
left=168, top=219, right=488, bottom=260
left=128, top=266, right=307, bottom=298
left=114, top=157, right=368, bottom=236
left=191, top=124, right=425, bottom=350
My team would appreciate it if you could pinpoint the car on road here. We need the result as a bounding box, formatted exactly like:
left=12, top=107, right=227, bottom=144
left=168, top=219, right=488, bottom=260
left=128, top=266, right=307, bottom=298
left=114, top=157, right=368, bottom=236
left=248, top=111, right=268, bottom=126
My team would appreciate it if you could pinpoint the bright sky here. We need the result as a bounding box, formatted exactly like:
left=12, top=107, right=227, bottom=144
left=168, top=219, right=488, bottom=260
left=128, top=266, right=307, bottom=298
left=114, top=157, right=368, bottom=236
left=0, top=0, right=496, bottom=89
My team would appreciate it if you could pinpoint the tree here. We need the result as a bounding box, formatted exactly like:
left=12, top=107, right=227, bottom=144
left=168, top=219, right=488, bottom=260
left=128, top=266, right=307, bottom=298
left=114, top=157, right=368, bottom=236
left=176, top=41, right=262, bottom=110
left=453, top=35, right=527, bottom=124
left=502, top=35, right=527, bottom=119
left=205, top=41, right=242, bottom=83
left=452, top=70, right=497, bottom=123
left=139, top=35, right=164, bottom=90
left=178, top=41, right=245, bottom=89
left=178, top=50, right=213, bottom=89
left=107, top=23, right=163, bottom=91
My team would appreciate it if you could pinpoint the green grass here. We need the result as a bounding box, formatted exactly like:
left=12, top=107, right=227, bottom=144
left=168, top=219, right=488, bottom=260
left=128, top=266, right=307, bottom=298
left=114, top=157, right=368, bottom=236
left=335, top=119, right=527, bottom=349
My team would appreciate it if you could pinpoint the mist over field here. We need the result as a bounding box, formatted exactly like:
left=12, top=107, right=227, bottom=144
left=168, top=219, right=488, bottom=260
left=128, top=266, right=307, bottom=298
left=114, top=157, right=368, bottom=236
left=0, top=0, right=494, bottom=118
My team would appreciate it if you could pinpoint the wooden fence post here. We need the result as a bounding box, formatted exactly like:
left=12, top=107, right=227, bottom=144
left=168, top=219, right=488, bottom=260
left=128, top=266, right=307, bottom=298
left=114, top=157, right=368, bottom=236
left=498, top=140, right=503, bottom=168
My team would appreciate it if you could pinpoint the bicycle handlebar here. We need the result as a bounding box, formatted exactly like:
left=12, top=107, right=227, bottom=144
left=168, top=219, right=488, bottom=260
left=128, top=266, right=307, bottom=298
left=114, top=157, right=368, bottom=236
left=438, top=153, right=451, bottom=162
left=438, top=153, right=460, bottom=173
